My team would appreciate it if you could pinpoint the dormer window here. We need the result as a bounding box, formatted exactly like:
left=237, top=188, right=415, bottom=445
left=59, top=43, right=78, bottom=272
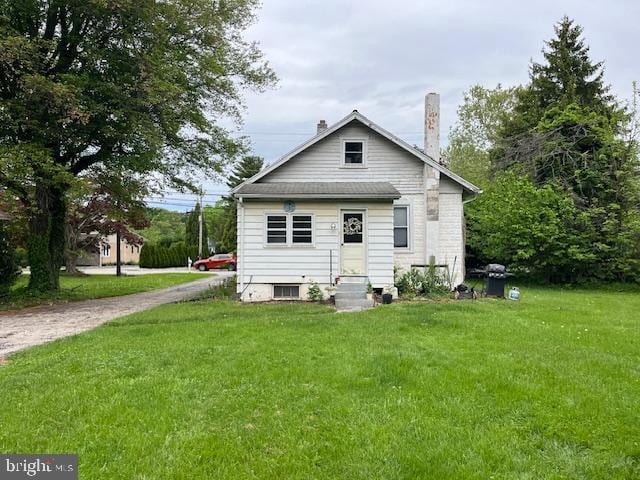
left=342, top=139, right=367, bottom=167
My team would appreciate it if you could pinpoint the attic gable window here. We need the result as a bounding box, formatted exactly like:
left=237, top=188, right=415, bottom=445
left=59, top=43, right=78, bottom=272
left=342, top=139, right=366, bottom=166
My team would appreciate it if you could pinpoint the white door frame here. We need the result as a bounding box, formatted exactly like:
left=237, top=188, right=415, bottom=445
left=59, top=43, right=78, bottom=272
left=339, top=208, right=368, bottom=275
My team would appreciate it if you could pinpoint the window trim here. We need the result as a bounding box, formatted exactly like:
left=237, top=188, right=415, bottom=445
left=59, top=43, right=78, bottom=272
left=264, top=212, right=315, bottom=248
left=273, top=284, right=300, bottom=299
left=341, top=138, right=368, bottom=168
left=393, top=205, right=411, bottom=250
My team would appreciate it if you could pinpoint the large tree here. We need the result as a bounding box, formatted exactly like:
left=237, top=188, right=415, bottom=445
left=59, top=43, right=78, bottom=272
left=0, top=0, right=275, bottom=290
left=483, top=17, right=640, bottom=282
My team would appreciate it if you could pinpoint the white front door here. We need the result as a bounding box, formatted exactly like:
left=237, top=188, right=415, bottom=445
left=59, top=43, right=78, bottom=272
left=340, top=210, right=366, bottom=275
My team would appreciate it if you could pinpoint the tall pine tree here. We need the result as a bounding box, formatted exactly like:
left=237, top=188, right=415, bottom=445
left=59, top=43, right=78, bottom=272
left=500, top=16, right=619, bottom=140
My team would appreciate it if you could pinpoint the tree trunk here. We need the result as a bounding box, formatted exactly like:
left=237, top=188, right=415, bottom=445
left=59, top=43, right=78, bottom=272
left=65, top=254, right=84, bottom=276
left=27, top=182, right=67, bottom=291
left=64, top=223, right=87, bottom=277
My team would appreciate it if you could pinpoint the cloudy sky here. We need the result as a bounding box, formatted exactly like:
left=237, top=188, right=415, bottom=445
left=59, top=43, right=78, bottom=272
left=165, top=0, right=638, bottom=209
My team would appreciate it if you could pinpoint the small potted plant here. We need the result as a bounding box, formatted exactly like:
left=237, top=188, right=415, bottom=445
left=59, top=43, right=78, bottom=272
left=366, top=281, right=374, bottom=301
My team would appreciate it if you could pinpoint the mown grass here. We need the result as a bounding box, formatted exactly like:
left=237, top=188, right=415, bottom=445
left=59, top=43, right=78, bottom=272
left=0, top=285, right=639, bottom=478
left=0, top=273, right=210, bottom=312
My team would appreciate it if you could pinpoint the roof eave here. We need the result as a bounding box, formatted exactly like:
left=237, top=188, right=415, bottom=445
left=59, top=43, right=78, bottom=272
left=234, top=193, right=401, bottom=200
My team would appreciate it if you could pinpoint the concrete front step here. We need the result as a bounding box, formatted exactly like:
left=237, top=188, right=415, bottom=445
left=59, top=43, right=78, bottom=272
left=335, top=291, right=367, bottom=300
left=335, top=298, right=375, bottom=312
left=338, top=275, right=369, bottom=284
left=336, top=283, right=368, bottom=293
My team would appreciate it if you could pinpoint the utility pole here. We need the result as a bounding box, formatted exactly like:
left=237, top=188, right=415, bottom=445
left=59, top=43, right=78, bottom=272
left=198, top=192, right=203, bottom=259
left=116, top=230, right=122, bottom=276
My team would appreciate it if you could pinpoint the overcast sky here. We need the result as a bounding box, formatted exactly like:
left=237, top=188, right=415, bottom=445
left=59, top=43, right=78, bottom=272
left=165, top=0, right=639, bottom=209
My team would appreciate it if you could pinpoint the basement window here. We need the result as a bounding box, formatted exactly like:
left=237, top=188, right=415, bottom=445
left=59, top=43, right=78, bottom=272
left=274, top=285, right=300, bottom=299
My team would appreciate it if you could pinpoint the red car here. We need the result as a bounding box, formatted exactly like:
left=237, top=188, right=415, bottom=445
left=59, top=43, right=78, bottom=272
left=193, top=253, right=237, bottom=271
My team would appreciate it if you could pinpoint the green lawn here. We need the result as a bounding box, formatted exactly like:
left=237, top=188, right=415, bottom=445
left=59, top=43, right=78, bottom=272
left=0, top=286, right=639, bottom=479
left=0, top=273, right=210, bottom=311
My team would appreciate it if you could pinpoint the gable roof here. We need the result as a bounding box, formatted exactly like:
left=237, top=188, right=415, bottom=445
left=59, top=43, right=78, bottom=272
left=231, top=110, right=481, bottom=196
left=235, top=181, right=401, bottom=199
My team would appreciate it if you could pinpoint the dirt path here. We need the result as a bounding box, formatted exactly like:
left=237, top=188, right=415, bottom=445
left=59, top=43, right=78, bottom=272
left=0, top=273, right=234, bottom=359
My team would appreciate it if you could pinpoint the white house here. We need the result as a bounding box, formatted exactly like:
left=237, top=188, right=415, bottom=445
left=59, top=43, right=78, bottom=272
left=232, top=93, right=480, bottom=302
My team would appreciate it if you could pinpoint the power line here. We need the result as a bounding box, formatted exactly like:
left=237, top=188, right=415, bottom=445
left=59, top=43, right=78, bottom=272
left=241, top=131, right=424, bottom=136
left=154, top=191, right=225, bottom=197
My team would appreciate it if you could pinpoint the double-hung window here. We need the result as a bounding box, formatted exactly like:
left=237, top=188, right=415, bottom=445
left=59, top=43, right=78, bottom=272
left=266, top=213, right=313, bottom=246
left=393, top=206, right=409, bottom=248
left=343, top=139, right=366, bottom=166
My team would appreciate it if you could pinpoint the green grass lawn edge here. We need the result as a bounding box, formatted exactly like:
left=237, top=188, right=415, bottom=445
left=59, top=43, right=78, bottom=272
left=0, top=272, right=212, bottom=312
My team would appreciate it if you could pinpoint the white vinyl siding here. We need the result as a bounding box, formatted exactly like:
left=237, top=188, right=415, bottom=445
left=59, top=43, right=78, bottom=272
left=238, top=200, right=394, bottom=298
left=439, top=188, right=465, bottom=286
left=262, top=123, right=424, bottom=194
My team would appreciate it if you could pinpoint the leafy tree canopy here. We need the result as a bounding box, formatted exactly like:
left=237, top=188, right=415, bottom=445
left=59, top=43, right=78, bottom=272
left=0, top=0, right=276, bottom=290
left=466, top=17, right=640, bottom=283
left=446, top=85, right=517, bottom=187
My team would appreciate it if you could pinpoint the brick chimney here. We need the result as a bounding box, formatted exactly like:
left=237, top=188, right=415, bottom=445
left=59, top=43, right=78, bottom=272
left=316, top=119, right=328, bottom=135
left=424, top=93, right=440, bottom=162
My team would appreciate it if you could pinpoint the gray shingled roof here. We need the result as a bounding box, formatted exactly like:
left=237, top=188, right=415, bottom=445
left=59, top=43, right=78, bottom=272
left=234, top=182, right=401, bottom=199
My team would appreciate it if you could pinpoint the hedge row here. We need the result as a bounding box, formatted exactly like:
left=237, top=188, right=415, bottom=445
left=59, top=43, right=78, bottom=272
left=139, top=242, right=201, bottom=268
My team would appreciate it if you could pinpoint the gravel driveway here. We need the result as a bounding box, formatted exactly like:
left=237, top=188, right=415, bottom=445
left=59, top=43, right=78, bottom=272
left=0, top=273, right=234, bottom=360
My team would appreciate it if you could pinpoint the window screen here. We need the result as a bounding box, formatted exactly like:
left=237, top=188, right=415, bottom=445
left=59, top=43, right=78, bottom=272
left=393, top=206, right=409, bottom=248
left=274, top=285, right=300, bottom=298
left=292, top=215, right=312, bottom=244
left=266, top=215, right=287, bottom=244
left=344, top=141, right=363, bottom=164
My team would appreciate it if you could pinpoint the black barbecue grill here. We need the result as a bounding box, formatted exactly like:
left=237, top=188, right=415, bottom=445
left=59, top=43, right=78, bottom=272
left=469, top=264, right=513, bottom=298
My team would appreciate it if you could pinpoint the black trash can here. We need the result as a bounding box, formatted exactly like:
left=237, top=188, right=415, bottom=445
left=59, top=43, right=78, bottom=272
left=485, top=264, right=508, bottom=298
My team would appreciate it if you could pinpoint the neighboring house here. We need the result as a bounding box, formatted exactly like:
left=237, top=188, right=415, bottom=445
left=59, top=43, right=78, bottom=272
left=0, top=208, right=10, bottom=221
left=77, top=234, right=143, bottom=266
left=232, top=93, right=480, bottom=301
left=100, top=234, right=143, bottom=265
